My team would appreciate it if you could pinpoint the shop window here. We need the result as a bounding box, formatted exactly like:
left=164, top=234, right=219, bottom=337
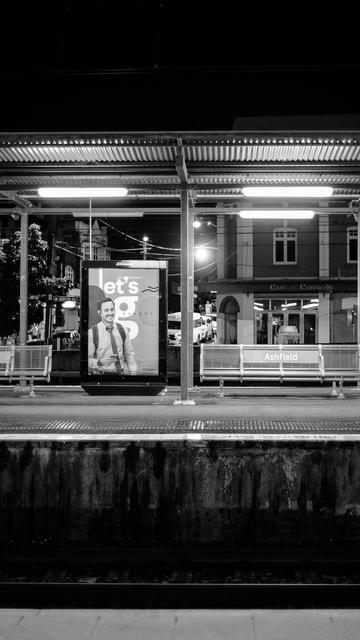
left=273, top=228, right=297, bottom=264
left=347, top=227, right=358, bottom=263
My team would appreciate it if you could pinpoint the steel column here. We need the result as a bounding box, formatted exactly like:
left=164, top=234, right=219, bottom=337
left=19, top=211, right=28, bottom=346
left=177, top=189, right=195, bottom=404
left=357, top=213, right=360, bottom=385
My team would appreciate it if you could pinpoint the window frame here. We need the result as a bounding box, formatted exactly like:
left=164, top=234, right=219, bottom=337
left=81, top=244, right=109, bottom=261
left=273, top=227, right=297, bottom=265
left=347, top=226, right=358, bottom=263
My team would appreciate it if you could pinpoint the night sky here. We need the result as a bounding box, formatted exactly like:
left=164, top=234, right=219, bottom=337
left=1, top=0, right=360, bottom=132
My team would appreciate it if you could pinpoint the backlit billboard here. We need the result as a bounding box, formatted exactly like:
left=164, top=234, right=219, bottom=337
left=80, top=260, right=167, bottom=393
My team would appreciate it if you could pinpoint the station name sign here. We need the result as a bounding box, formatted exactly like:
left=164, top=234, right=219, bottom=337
left=243, top=348, right=319, bottom=365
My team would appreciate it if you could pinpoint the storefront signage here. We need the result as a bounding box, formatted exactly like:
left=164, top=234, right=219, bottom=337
left=270, top=282, right=333, bottom=292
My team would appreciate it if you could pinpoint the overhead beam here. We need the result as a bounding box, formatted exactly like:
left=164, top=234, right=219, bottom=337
left=19, top=211, right=28, bottom=347
left=175, top=142, right=188, bottom=186
left=0, top=191, right=34, bottom=209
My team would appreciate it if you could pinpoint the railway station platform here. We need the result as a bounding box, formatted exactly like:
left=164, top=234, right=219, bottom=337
left=0, top=608, right=360, bottom=640
left=1, top=383, right=360, bottom=612
left=0, top=383, right=360, bottom=439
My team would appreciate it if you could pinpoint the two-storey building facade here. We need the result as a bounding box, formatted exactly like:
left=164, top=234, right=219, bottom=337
left=200, top=210, right=358, bottom=345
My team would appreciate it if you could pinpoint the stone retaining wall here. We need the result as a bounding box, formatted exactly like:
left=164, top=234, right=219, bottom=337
left=0, top=440, right=359, bottom=546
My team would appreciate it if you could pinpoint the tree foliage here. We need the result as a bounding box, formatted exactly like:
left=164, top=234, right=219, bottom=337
left=0, top=223, right=71, bottom=336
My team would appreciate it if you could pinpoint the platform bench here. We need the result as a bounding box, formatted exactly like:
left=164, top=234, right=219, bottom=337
left=200, top=344, right=360, bottom=398
left=0, top=347, right=12, bottom=377
left=0, top=345, right=52, bottom=396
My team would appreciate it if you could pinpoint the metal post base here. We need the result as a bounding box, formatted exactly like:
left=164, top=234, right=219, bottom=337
left=29, top=377, right=36, bottom=398
left=331, top=381, right=338, bottom=397
left=218, top=376, right=224, bottom=398
left=337, top=378, right=345, bottom=400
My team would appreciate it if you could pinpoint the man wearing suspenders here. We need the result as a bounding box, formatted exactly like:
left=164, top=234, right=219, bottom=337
left=88, top=297, right=137, bottom=375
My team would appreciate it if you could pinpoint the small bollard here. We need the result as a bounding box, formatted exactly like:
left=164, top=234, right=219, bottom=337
left=29, top=376, right=36, bottom=398
left=218, top=376, right=224, bottom=398
left=331, top=381, right=338, bottom=397
left=337, top=377, right=345, bottom=400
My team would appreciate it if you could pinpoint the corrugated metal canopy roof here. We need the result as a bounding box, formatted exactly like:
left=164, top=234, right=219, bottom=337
left=1, top=131, right=360, bottom=210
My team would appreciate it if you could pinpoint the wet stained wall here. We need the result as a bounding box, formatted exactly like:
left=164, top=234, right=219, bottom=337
left=0, top=440, right=360, bottom=547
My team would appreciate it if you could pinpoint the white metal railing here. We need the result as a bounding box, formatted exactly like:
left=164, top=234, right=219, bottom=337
left=0, top=345, right=52, bottom=396
left=200, top=344, right=360, bottom=398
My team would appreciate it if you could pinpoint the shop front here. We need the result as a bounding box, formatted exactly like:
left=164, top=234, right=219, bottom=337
left=254, top=297, right=318, bottom=344
left=214, top=280, right=357, bottom=346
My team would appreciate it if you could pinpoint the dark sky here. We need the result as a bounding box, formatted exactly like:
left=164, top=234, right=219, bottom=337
left=1, top=0, right=360, bottom=132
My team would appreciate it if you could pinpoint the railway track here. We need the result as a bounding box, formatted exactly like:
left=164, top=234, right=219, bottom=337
left=1, top=547, right=360, bottom=608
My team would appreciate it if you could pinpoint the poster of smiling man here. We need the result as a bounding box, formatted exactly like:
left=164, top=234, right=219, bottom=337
left=81, top=260, right=167, bottom=393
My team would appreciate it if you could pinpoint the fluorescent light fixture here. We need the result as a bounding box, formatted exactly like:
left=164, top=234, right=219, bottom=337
left=281, top=302, right=298, bottom=308
left=302, top=302, right=319, bottom=309
left=254, top=305, right=264, bottom=311
left=310, top=298, right=319, bottom=303
left=239, top=210, right=315, bottom=219
left=38, top=187, right=128, bottom=198
left=72, top=211, right=143, bottom=218
left=242, top=186, right=333, bottom=198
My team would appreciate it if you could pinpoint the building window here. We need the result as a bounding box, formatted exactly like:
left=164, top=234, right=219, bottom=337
left=273, top=228, right=297, bottom=264
left=347, top=227, right=358, bottom=263
left=81, top=244, right=109, bottom=261
left=64, top=265, right=74, bottom=283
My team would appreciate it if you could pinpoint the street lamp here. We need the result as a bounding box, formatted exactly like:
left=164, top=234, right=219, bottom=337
left=195, top=246, right=217, bottom=262
left=195, top=247, right=209, bottom=261
left=142, top=235, right=149, bottom=259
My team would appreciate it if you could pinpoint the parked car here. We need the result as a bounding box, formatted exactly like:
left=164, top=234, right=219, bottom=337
left=211, top=314, right=217, bottom=337
left=52, top=330, right=80, bottom=350
left=167, top=312, right=203, bottom=346
left=201, top=316, right=214, bottom=341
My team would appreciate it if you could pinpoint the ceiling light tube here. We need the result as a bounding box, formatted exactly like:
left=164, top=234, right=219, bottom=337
left=72, top=211, right=143, bottom=218
left=302, top=302, right=319, bottom=309
left=239, top=210, right=315, bottom=219
left=38, top=187, right=128, bottom=198
left=242, top=187, right=333, bottom=198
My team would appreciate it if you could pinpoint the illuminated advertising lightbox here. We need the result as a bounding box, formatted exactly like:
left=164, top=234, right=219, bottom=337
left=80, top=260, right=167, bottom=394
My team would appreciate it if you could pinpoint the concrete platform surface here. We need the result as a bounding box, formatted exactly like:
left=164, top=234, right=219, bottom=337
left=1, top=385, right=360, bottom=441
left=0, top=385, right=360, bottom=424
left=0, top=609, right=359, bottom=640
